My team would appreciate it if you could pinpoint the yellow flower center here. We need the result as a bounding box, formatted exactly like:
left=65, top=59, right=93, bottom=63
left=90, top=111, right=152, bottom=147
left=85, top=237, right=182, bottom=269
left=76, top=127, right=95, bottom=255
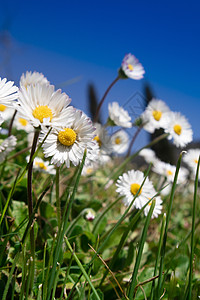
left=19, top=118, right=28, bottom=126
left=128, top=64, right=134, bottom=71
left=0, top=104, right=6, bottom=112
left=32, top=105, right=53, bottom=123
left=36, top=161, right=47, bottom=170
left=167, top=170, right=173, bottom=176
left=152, top=110, right=162, bottom=121
left=58, top=128, right=77, bottom=146
left=93, top=136, right=102, bottom=147
left=130, top=183, right=142, bottom=196
left=173, top=124, right=182, bottom=135
left=194, top=159, right=198, bottom=164
left=115, top=137, right=121, bottom=145
left=86, top=168, right=93, bottom=175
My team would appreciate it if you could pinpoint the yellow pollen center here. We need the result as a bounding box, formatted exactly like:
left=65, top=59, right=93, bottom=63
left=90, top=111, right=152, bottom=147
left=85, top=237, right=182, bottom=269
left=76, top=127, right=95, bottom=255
left=86, top=168, right=93, bottom=175
left=93, top=136, right=102, bottom=147
left=130, top=183, right=142, bottom=196
left=128, top=64, right=134, bottom=71
left=194, top=159, right=198, bottom=164
left=58, top=128, right=77, bottom=146
left=35, top=162, right=47, bottom=170
left=152, top=110, right=162, bottom=121
left=32, top=105, right=53, bottom=123
left=0, top=104, right=7, bottom=112
left=167, top=170, right=173, bottom=176
left=19, top=118, right=28, bottom=126
left=115, top=137, right=121, bottom=145
left=173, top=124, right=182, bottom=135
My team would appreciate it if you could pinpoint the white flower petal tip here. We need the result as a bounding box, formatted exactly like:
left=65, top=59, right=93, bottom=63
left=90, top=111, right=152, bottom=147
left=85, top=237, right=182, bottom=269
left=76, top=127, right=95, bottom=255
left=108, top=102, right=132, bottom=128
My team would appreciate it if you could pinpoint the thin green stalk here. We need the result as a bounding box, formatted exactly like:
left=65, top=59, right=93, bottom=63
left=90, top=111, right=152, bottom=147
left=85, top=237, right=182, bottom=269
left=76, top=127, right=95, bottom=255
left=51, top=263, right=61, bottom=300
left=150, top=213, right=166, bottom=300
left=94, top=75, right=120, bottom=122
left=65, top=209, right=87, bottom=236
left=25, top=258, right=33, bottom=300
left=56, top=166, right=61, bottom=229
left=156, top=152, right=183, bottom=298
left=128, top=200, right=155, bottom=299
left=59, top=252, right=74, bottom=300
left=2, top=252, right=19, bottom=300
left=92, top=196, right=122, bottom=235
left=42, top=242, right=47, bottom=283
left=47, top=152, right=86, bottom=300
left=184, top=156, right=200, bottom=300
left=65, top=237, right=101, bottom=300
left=37, top=284, right=43, bottom=300
left=8, top=109, right=17, bottom=136
left=20, top=244, right=27, bottom=300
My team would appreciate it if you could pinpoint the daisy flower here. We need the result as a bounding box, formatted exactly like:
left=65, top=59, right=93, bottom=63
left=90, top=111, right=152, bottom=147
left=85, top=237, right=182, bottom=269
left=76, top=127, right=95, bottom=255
left=153, top=160, right=189, bottom=184
left=108, top=102, right=132, bottom=128
left=20, top=71, right=49, bottom=88
left=144, top=196, right=163, bottom=219
left=116, top=169, right=156, bottom=209
left=15, top=83, right=75, bottom=128
left=0, top=104, right=15, bottom=121
left=14, top=113, right=34, bottom=133
left=0, top=114, right=4, bottom=130
left=183, top=149, right=200, bottom=179
left=0, top=136, right=17, bottom=163
left=40, top=110, right=97, bottom=168
left=26, top=156, right=56, bottom=175
left=111, top=130, right=129, bottom=154
left=119, top=53, right=145, bottom=80
left=164, top=112, right=193, bottom=148
left=139, top=148, right=158, bottom=164
left=93, top=123, right=113, bottom=154
left=141, top=99, right=170, bottom=133
left=0, top=77, right=18, bottom=106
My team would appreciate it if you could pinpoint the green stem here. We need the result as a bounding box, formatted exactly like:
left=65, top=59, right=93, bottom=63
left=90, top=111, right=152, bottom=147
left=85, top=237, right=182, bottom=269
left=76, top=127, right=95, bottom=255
left=94, top=75, right=120, bottom=122
left=56, top=167, right=61, bottom=229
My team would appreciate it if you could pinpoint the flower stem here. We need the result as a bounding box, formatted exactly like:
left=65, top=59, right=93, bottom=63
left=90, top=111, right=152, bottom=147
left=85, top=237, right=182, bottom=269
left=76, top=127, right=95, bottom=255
left=8, top=110, right=17, bottom=136
left=27, top=128, right=40, bottom=288
left=56, top=167, right=61, bottom=229
left=94, top=75, right=120, bottom=123
left=126, top=126, right=142, bottom=157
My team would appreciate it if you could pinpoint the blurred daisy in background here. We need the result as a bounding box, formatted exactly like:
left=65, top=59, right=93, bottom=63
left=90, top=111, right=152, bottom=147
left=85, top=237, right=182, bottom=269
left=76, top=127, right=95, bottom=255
left=139, top=148, right=158, bottom=164
left=0, top=136, right=17, bottom=163
left=20, top=71, right=50, bottom=88
left=111, top=130, right=129, bottom=154
left=14, top=113, right=34, bottom=133
left=108, top=102, right=132, bottom=128
left=15, top=83, right=75, bottom=128
left=164, top=112, right=193, bottom=148
left=183, top=149, right=200, bottom=180
left=0, top=77, right=18, bottom=107
left=40, top=110, right=96, bottom=168
left=26, top=156, right=56, bottom=175
left=116, top=169, right=156, bottom=210
left=144, top=196, right=163, bottom=219
left=93, top=123, right=113, bottom=154
left=141, top=99, right=170, bottom=133
left=119, top=53, right=145, bottom=80
left=0, top=104, right=15, bottom=121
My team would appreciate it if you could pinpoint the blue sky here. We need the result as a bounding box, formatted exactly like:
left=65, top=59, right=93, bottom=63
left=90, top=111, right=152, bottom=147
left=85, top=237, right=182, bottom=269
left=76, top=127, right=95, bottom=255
left=0, top=0, right=200, bottom=148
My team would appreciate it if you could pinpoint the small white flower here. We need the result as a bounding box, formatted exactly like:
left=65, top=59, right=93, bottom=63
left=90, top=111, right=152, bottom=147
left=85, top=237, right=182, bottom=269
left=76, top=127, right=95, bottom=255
left=153, top=160, right=188, bottom=184
left=164, top=112, right=193, bottom=148
left=120, top=53, right=145, bottom=80
left=141, top=99, right=170, bottom=133
left=144, top=196, right=163, bottom=219
left=0, top=77, right=18, bottom=106
left=20, top=71, right=49, bottom=88
left=0, top=104, right=15, bottom=121
left=183, top=149, right=200, bottom=180
left=84, top=209, right=96, bottom=221
left=82, top=162, right=97, bottom=176
left=116, top=169, right=156, bottom=209
left=0, top=136, right=17, bottom=163
left=15, top=83, right=75, bottom=128
left=93, top=123, right=113, bottom=154
left=14, top=113, right=34, bottom=133
left=108, top=102, right=132, bottom=128
left=26, top=156, right=56, bottom=175
left=40, top=110, right=97, bottom=168
left=111, top=130, right=129, bottom=154
left=139, top=148, right=158, bottom=164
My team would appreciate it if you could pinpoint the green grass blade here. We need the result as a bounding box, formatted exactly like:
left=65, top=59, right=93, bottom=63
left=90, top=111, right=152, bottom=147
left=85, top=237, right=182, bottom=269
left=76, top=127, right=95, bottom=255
left=128, top=199, right=156, bottom=299
left=2, top=253, right=19, bottom=300
left=156, top=152, right=183, bottom=298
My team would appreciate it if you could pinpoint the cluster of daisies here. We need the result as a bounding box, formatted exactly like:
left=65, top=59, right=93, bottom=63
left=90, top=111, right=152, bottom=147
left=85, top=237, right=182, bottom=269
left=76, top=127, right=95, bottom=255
left=0, top=53, right=196, bottom=220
